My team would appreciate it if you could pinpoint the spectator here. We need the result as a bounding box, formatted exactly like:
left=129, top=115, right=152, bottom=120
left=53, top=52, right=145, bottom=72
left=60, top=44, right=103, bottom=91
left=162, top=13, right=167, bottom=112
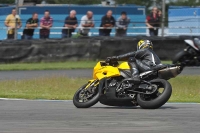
left=39, top=10, right=53, bottom=39
left=22, top=13, right=38, bottom=40
left=99, top=10, right=115, bottom=36
left=158, top=9, right=162, bottom=17
left=115, top=11, right=130, bottom=37
left=62, top=10, right=78, bottom=38
left=78, top=11, right=95, bottom=36
left=146, top=7, right=161, bottom=36
left=4, top=8, right=22, bottom=39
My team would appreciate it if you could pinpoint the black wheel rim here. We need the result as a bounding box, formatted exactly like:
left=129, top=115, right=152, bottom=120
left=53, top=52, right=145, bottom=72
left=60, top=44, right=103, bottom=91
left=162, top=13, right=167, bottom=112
left=76, top=85, right=98, bottom=103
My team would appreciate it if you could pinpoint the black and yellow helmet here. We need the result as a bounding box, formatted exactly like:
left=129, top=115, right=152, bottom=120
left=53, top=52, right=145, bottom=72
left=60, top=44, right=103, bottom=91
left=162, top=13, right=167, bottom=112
left=137, top=40, right=153, bottom=50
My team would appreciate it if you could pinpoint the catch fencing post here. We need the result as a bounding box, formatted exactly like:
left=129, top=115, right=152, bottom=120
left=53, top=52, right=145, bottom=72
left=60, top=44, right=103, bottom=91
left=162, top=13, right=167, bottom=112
left=161, top=0, right=166, bottom=37
left=14, top=0, right=19, bottom=40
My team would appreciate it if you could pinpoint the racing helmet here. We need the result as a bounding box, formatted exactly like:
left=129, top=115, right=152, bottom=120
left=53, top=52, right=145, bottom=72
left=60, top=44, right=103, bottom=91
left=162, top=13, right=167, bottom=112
left=137, top=40, right=153, bottom=50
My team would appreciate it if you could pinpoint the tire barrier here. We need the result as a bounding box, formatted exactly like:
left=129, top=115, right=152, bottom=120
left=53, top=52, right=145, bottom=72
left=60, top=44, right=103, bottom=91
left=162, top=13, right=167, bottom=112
left=0, top=38, right=101, bottom=63
left=0, top=36, right=195, bottom=63
left=99, top=36, right=188, bottom=60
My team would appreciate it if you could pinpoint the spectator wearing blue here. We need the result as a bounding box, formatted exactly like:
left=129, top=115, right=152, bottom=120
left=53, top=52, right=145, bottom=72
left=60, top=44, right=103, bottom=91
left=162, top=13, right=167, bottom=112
left=99, top=10, right=115, bottom=36
left=22, top=13, right=38, bottom=40
left=78, top=11, right=95, bottom=36
left=62, top=10, right=78, bottom=38
left=115, top=11, right=130, bottom=37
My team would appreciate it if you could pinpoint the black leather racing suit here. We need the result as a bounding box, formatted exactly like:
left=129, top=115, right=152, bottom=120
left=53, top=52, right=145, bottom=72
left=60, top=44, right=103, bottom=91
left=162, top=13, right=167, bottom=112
left=115, top=48, right=161, bottom=77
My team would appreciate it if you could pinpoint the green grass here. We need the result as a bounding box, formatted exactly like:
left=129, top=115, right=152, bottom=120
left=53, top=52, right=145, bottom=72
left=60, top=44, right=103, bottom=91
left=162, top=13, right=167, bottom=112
left=0, top=76, right=89, bottom=100
left=162, top=60, right=172, bottom=64
left=0, top=75, right=199, bottom=102
left=169, top=76, right=200, bottom=103
left=0, top=61, right=97, bottom=71
left=0, top=60, right=172, bottom=71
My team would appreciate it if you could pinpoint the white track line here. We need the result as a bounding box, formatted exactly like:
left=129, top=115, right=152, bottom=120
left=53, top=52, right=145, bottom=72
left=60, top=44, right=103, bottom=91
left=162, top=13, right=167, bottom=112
left=166, top=102, right=200, bottom=105
left=0, top=98, right=199, bottom=104
left=0, top=98, right=72, bottom=102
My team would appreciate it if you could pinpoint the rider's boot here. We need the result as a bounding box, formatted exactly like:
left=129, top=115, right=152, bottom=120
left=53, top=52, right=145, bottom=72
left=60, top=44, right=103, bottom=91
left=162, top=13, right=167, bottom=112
left=130, top=68, right=141, bottom=84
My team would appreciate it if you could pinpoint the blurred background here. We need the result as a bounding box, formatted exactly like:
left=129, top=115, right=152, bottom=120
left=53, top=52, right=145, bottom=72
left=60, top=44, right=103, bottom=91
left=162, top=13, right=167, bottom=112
left=0, top=0, right=200, bottom=39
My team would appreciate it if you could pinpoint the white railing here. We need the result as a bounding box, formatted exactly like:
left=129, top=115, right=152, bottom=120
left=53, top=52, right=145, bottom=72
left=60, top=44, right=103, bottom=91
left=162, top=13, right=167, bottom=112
left=0, top=26, right=199, bottom=30
left=1, top=26, right=200, bottom=39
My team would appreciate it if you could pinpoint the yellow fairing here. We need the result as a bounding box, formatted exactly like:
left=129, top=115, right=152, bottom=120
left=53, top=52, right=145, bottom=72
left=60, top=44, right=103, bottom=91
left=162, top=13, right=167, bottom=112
left=93, top=62, right=120, bottom=80
left=118, top=62, right=130, bottom=69
left=92, top=61, right=130, bottom=80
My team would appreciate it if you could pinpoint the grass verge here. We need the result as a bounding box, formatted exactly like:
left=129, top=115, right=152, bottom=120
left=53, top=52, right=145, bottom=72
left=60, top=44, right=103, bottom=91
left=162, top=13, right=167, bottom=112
left=0, top=75, right=199, bottom=102
left=169, top=76, right=200, bottom=103
left=0, top=61, right=172, bottom=71
left=0, top=76, right=88, bottom=100
left=0, top=61, right=97, bottom=71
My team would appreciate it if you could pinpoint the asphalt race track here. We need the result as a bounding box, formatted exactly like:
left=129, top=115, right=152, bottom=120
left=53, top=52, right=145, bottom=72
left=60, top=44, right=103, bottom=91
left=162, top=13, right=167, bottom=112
left=0, top=67, right=199, bottom=80
left=0, top=100, right=200, bottom=133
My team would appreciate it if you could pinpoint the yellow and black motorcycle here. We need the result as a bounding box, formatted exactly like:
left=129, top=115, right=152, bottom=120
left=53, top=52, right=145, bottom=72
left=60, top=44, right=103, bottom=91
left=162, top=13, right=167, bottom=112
left=73, top=60, right=182, bottom=109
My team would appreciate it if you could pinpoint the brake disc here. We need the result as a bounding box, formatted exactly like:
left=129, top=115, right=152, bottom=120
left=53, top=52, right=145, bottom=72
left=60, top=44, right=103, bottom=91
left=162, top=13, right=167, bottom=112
left=145, top=84, right=158, bottom=94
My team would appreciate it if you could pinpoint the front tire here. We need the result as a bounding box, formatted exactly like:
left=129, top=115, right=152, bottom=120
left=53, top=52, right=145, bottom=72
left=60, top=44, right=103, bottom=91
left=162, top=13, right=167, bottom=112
left=137, top=79, right=172, bottom=109
left=73, top=83, right=99, bottom=108
left=172, top=51, right=190, bottom=65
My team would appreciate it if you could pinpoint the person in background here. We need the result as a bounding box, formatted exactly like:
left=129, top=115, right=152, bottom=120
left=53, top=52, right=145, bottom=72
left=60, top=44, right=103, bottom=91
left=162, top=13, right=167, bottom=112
left=158, top=9, right=162, bottom=17
left=39, top=10, right=53, bottom=39
left=62, top=10, right=78, bottom=38
left=115, top=11, right=130, bottom=37
left=4, top=8, right=22, bottom=39
left=22, top=13, right=38, bottom=40
left=78, top=11, right=95, bottom=36
left=146, top=7, right=161, bottom=36
left=99, top=10, right=115, bottom=36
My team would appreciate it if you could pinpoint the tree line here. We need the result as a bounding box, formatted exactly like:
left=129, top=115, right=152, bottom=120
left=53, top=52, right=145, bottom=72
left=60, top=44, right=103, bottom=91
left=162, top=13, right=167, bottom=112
left=0, top=0, right=200, bottom=7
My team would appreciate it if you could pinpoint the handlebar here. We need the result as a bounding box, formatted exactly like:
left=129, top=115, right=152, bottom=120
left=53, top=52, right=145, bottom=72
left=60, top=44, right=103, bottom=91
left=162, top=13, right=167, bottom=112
left=101, top=60, right=119, bottom=67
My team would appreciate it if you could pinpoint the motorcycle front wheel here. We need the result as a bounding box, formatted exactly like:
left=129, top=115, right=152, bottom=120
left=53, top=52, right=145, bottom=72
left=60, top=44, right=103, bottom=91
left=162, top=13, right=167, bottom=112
left=137, top=79, right=172, bottom=109
left=172, top=51, right=190, bottom=65
left=73, top=82, right=99, bottom=108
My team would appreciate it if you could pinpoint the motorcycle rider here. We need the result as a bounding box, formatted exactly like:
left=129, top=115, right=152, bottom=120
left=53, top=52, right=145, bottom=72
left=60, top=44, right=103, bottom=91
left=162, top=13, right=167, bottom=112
left=106, top=40, right=161, bottom=84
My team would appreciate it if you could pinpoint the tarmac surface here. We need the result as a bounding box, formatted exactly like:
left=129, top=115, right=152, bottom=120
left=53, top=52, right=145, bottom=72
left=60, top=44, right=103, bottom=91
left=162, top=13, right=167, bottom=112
left=0, top=67, right=199, bottom=80
left=0, top=100, right=199, bottom=133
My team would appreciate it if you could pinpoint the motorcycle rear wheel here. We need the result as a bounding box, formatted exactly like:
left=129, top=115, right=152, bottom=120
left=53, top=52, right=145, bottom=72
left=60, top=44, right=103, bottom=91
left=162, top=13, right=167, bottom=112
left=137, top=79, right=172, bottom=109
left=73, top=83, right=99, bottom=108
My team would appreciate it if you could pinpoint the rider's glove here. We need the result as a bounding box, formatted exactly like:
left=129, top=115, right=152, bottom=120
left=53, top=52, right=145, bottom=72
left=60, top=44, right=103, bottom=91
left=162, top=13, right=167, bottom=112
left=106, top=56, right=118, bottom=63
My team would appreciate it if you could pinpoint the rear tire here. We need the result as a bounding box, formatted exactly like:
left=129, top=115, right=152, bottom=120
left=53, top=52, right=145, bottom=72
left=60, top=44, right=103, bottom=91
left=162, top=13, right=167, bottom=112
left=137, top=79, right=172, bottom=109
left=73, top=83, right=99, bottom=108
